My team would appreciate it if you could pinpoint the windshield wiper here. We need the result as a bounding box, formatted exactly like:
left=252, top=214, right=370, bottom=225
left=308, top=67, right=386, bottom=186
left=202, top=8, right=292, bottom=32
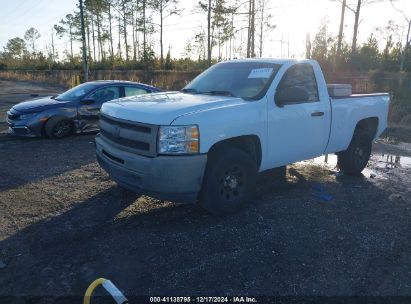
left=199, top=90, right=236, bottom=97
left=181, top=88, right=236, bottom=97
left=180, top=88, right=198, bottom=94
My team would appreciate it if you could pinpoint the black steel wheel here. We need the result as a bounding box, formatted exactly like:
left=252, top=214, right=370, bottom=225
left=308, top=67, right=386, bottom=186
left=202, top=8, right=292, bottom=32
left=200, top=148, right=258, bottom=215
left=337, top=131, right=372, bottom=175
left=218, top=165, right=247, bottom=202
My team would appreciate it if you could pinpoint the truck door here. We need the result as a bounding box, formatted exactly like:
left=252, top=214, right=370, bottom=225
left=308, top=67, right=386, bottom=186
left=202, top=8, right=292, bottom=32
left=267, top=63, right=331, bottom=166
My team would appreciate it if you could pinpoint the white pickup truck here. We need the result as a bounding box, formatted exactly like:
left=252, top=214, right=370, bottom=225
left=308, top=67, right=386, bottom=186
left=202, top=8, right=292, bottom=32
left=95, top=59, right=390, bottom=214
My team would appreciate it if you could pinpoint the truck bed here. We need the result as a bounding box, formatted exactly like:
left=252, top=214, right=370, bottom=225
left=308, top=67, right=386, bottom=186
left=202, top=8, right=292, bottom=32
left=325, top=93, right=390, bottom=154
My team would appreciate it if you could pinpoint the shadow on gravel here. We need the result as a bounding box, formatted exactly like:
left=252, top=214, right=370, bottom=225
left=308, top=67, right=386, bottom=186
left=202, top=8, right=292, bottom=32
left=0, top=133, right=97, bottom=191
left=114, top=167, right=312, bottom=231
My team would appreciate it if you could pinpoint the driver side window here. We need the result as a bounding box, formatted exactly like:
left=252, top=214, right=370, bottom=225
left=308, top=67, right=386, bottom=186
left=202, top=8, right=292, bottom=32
left=277, top=64, right=319, bottom=103
left=88, top=86, right=120, bottom=104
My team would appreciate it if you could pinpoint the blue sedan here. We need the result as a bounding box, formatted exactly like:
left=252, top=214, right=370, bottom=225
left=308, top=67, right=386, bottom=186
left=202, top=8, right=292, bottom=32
left=6, top=80, right=162, bottom=138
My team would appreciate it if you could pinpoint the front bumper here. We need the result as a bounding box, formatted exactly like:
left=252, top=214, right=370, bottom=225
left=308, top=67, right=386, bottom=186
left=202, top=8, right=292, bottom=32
left=95, top=134, right=207, bottom=204
left=6, top=117, right=43, bottom=137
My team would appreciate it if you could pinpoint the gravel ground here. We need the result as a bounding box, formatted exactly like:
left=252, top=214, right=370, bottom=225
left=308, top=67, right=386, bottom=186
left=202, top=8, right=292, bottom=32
left=0, top=81, right=411, bottom=301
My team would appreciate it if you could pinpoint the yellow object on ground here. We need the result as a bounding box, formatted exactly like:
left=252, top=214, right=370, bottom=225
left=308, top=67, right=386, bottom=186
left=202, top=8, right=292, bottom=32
left=84, top=278, right=128, bottom=304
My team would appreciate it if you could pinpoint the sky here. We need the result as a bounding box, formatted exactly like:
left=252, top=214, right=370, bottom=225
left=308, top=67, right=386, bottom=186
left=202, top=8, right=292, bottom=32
left=0, top=0, right=409, bottom=59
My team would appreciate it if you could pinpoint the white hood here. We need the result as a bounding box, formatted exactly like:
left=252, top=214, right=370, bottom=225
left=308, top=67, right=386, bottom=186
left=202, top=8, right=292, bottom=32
left=101, top=91, right=248, bottom=125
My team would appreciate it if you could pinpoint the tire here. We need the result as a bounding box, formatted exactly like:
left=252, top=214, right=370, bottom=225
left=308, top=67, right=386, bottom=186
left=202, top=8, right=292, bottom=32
left=272, top=165, right=287, bottom=184
left=337, top=131, right=372, bottom=175
left=45, top=117, right=73, bottom=139
left=199, top=148, right=258, bottom=215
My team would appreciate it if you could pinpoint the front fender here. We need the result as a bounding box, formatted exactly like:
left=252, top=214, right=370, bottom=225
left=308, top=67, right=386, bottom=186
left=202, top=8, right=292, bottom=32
left=171, top=99, right=267, bottom=156
left=37, top=108, right=79, bottom=131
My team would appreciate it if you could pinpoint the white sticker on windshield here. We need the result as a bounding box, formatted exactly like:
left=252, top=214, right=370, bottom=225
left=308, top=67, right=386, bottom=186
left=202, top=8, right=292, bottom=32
left=248, top=68, right=273, bottom=79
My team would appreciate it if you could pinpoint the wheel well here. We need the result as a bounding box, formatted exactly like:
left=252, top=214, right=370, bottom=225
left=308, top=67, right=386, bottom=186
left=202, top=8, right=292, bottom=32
left=41, top=120, right=48, bottom=137
left=208, top=135, right=262, bottom=170
left=354, top=117, right=379, bottom=139
left=42, top=116, right=75, bottom=137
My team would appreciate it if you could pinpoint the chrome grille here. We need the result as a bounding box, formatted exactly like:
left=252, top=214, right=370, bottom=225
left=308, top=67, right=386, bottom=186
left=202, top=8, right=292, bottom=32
left=99, top=114, right=158, bottom=157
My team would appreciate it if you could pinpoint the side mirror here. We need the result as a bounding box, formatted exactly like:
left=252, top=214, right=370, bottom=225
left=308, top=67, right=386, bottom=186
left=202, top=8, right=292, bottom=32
left=275, top=86, right=309, bottom=107
left=81, top=98, right=95, bottom=105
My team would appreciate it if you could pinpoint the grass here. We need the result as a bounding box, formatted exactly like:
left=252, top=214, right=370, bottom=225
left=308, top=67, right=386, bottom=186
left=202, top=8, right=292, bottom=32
left=0, top=70, right=200, bottom=90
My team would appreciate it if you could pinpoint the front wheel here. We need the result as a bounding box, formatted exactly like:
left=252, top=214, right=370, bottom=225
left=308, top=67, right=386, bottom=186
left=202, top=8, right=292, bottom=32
left=45, top=117, right=73, bottom=139
left=337, top=131, right=372, bottom=175
left=199, top=148, right=258, bottom=215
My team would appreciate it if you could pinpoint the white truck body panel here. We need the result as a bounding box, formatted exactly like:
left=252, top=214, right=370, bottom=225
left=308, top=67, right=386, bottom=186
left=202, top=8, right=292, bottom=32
left=169, top=59, right=389, bottom=171
left=101, top=59, right=389, bottom=172
left=101, top=91, right=251, bottom=125
left=326, top=94, right=390, bottom=154
left=263, top=60, right=332, bottom=168
left=171, top=96, right=267, bottom=156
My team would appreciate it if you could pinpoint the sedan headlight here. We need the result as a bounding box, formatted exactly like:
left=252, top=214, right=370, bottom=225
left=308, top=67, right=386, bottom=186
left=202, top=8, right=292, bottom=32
left=158, top=125, right=199, bottom=154
left=19, top=113, right=37, bottom=120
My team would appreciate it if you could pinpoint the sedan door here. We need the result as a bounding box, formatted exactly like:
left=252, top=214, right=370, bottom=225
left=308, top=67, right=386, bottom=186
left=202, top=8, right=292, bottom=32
left=78, top=86, right=121, bottom=131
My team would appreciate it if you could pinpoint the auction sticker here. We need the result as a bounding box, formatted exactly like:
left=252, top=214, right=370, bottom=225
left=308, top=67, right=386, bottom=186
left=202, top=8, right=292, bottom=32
left=248, top=68, right=273, bottom=78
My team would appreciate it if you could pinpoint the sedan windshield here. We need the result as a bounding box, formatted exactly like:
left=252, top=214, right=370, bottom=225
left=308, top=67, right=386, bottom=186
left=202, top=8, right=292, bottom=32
left=183, top=61, right=282, bottom=99
left=55, top=83, right=100, bottom=101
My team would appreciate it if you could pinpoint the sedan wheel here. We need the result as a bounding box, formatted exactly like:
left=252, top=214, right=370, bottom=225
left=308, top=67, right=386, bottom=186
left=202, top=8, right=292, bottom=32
left=45, top=117, right=73, bottom=139
left=53, top=120, right=72, bottom=138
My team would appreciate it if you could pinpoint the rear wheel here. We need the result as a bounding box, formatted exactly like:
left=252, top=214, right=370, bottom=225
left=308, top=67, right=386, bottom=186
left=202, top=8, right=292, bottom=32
left=200, top=148, right=258, bottom=215
left=45, top=117, right=73, bottom=139
left=337, top=131, right=372, bottom=175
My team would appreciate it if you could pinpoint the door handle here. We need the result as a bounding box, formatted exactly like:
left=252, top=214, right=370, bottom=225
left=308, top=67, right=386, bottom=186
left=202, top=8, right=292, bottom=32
left=311, top=111, right=324, bottom=117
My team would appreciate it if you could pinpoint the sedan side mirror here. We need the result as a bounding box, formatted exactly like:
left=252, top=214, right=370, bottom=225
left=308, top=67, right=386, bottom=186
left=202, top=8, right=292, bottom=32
left=275, top=86, right=309, bottom=107
left=81, top=98, right=96, bottom=105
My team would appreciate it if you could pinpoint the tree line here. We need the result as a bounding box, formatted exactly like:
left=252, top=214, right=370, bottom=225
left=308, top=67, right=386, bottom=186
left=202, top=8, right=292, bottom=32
left=310, top=0, right=411, bottom=72
left=0, top=0, right=410, bottom=72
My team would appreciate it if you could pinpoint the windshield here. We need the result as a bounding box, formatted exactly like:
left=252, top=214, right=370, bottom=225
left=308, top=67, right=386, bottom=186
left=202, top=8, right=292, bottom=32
left=55, top=83, right=100, bottom=101
left=183, top=61, right=282, bottom=99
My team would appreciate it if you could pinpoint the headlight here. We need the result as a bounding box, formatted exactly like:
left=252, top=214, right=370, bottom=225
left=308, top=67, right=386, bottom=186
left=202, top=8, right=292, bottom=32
left=19, top=113, right=36, bottom=120
left=158, top=125, right=199, bottom=154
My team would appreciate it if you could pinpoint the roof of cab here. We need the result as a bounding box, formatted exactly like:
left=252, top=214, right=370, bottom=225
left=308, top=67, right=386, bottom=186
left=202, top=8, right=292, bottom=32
left=219, top=58, right=314, bottom=65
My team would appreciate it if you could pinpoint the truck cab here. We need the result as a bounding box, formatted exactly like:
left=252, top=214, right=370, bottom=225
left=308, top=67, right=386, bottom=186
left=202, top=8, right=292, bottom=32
left=95, top=59, right=390, bottom=214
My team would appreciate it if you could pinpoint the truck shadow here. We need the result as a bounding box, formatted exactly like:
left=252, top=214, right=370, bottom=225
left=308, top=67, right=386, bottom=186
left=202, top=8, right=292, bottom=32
left=106, top=167, right=310, bottom=229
